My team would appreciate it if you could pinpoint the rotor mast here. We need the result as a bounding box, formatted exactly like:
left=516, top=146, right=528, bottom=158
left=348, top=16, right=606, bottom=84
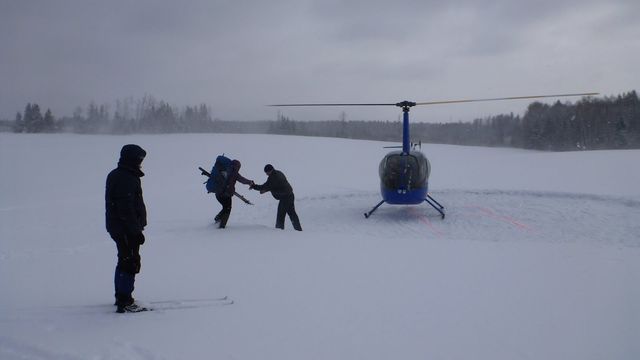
left=396, top=101, right=416, bottom=154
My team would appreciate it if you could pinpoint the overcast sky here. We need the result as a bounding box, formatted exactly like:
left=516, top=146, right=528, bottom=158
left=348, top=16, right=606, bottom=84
left=1, top=0, right=638, bottom=122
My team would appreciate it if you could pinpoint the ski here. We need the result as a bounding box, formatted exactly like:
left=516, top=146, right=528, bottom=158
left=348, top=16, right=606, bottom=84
left=232, top=191, right=253, bottom=205
left=147, top=295, right=229, bottom=305
left=143, top=296, right=234, bottom=311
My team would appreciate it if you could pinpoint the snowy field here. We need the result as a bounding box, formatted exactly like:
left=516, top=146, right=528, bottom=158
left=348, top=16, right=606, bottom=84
left=1, top=133, right=639, bottom=360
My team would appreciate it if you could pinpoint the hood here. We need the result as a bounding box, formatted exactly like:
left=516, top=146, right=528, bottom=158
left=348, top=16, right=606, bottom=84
left=118, top=144, right=146, bottom=171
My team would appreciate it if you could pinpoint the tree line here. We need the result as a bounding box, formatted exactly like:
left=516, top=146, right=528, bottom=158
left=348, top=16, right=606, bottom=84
left=11, top=96, right=219, bottom=134
left=7, top=91, right=640, bottom=151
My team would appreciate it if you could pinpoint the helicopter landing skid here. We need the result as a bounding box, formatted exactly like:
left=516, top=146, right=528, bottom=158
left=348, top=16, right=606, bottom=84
left=364, top=200, right=385, bottom=218
left=364, top=196, right=445, bottom=219
left=425, top=195, right=445, bottom=219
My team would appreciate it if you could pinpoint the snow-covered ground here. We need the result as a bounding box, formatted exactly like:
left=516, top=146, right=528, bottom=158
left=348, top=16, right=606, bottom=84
left=1, top=133, right=639, bottom=360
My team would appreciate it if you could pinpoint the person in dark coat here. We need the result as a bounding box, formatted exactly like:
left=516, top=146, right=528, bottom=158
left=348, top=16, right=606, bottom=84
left=250, top=164, right=302, bottom=231
left=105, top=144, right=148, bottom=313
left=214, top=159, right=253, bottom=229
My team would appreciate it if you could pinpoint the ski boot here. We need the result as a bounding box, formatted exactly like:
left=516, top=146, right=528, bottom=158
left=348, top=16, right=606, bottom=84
left=116, top=302, right=149, bottom=313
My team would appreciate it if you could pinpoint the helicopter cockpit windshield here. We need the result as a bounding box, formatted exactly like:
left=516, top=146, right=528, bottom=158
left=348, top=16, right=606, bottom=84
left=379, top=151, right=430, bottom=190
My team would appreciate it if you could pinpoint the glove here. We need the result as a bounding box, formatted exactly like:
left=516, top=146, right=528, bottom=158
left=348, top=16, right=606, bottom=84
left=137, top=232, right=145, bottom=245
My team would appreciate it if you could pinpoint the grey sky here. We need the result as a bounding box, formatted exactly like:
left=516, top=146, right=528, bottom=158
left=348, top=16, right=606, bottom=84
left=1, top=0, right=638, bottom=122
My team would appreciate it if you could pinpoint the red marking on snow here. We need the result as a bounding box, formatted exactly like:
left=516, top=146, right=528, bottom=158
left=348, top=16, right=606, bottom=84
left=410, top=208, right=445, bottom=238
left=465, top=205, right=532, bottom=231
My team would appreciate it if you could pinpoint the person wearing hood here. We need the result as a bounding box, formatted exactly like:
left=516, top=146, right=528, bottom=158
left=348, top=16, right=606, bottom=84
left=105, top=144, right=148, bottom=313
left=214, top=159, right=253, bottom=229
left=250, top=164, right=302, bottom=231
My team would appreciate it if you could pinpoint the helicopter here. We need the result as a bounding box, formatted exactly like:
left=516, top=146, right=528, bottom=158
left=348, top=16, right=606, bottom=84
left=270, top=92, right=598, bottom=219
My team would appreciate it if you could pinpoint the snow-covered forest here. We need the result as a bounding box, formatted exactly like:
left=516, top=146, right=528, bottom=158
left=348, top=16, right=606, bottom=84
left=3, top=90, right=639, bottom=151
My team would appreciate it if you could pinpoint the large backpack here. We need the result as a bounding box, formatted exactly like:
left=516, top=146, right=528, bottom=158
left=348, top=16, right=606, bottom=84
left=206, top=155, right=233, bottom=194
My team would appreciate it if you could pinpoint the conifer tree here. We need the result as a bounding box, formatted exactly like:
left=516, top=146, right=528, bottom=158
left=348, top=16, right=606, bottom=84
left=43, top=109, right=55, bottom=132
left=13, top=112, right=25, bottom=133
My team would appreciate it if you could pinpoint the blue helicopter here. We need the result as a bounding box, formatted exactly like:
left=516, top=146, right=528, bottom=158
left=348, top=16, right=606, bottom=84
left=270, top=92, right=597, bottom=219
left=366, top=100, right=444, bottom=218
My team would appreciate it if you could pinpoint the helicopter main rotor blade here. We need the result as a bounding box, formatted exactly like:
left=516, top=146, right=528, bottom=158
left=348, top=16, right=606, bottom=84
left=414, top=92, right=598, bottom=106
left=268, top=103, right=395, bottom=107
left=268, top=92, right=598, bottom=108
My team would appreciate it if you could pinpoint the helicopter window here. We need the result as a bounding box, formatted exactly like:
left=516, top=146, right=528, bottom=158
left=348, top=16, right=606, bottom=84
left=380, top=154, right=427, bottom=189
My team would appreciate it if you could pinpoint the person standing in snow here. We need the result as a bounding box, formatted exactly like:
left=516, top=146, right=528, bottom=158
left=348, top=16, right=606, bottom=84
left=214, top=159, right=253, bottom=229
left=105, top=144, right=148, bottom=313
left=250, top=164, right=302, bottom=231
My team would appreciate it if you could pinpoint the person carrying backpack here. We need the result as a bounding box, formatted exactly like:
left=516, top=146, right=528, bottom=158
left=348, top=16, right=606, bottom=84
left=212, top=158, right=253, bottom=228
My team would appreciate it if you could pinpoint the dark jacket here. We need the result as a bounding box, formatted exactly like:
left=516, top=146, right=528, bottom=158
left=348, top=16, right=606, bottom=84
left=105, top=145, right=147, bottom=235
left=222, top=159, right=252, bottom=197
left=253, top=169, right=293, bottom=200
